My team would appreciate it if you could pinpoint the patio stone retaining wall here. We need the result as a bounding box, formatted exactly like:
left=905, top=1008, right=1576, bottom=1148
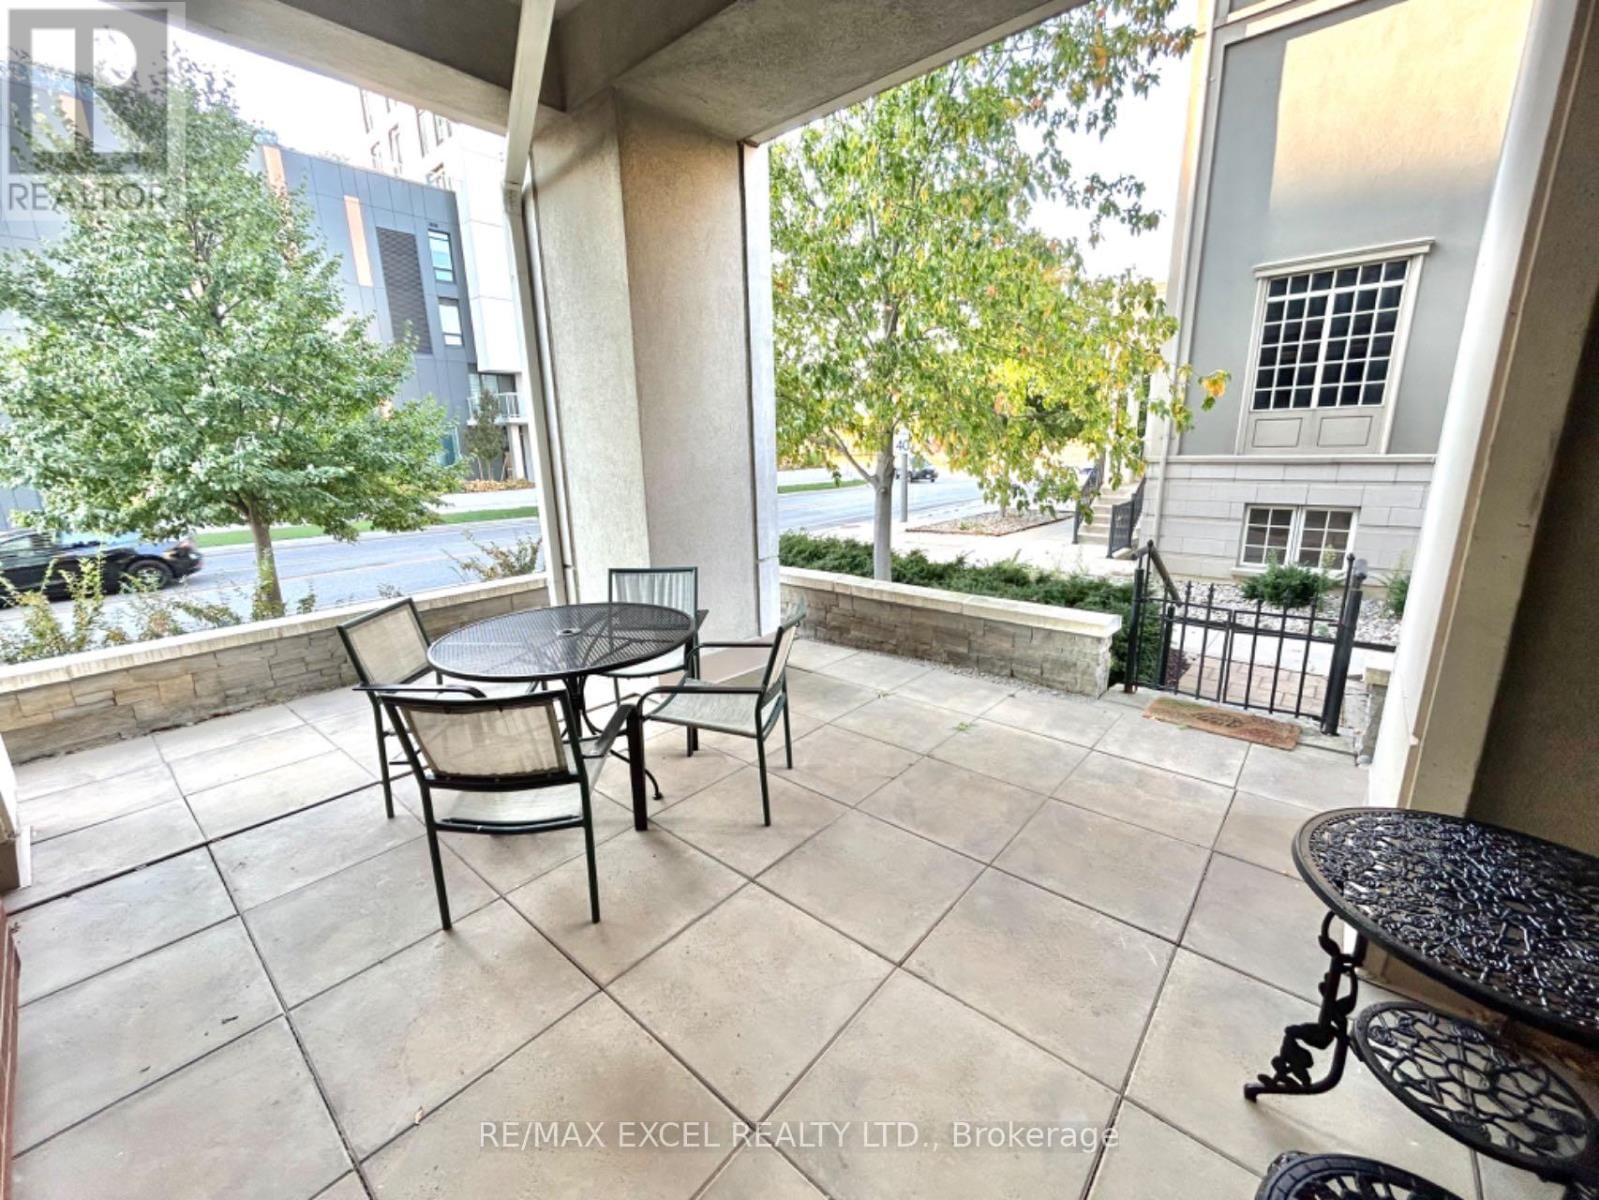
left=0, top=576, right=549, bottom=764
left=780, top=567, right=1121, bottom=696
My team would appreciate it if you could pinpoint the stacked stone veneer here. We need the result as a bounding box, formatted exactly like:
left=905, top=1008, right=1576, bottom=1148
left=0, top=576, right=549, bottom=764
left=780, top=567, right=1120, bottom=697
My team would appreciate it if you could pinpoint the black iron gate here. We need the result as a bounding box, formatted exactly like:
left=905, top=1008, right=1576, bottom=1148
left=1123, top=541, right=1381, bottom=735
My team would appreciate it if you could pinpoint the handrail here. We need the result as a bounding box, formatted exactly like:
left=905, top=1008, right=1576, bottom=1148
left=1072, top=462, right=1103, bottom=544
left=1137, top=539, right=1180, bottom=602
left=1106, top=478, right=1145, bottom=558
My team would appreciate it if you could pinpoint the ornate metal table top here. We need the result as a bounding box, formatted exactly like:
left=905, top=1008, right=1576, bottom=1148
left=427, top=602, right=693, bottom=683
left=1295, top=808, right=1599, bottom=1047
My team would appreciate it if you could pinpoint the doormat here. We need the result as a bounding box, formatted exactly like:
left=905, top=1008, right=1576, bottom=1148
left=1143, top=697, right=1302, bottom=750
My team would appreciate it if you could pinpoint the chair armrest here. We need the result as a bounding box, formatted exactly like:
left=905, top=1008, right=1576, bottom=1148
left=358, top=684, right=487, bottom=699
left=694, top=639, right=774, bottom=650
left=636, top=682, right=765, bottom=707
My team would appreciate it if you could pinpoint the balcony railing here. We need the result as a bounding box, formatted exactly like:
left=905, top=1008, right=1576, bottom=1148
left=490, top=392, right=524, bottom=423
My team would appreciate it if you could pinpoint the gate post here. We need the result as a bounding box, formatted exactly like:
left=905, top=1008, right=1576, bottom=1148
left=1320, top=559, right=1368, bottom=735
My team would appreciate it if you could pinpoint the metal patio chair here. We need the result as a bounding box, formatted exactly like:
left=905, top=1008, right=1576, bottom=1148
left=636, top=605, right=803, bottom=825
left=337, top=598, right=533, bottom=819
left=374, top=686, right=616, bottom=928
left=597, top=567, right=708, bottom=743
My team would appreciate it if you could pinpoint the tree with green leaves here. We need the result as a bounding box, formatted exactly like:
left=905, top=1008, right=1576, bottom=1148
left=464, top=390, right=508, bottom=481
left=0, top=62, right=459, bottom=615
left=772, top=1, right=1227, bottom=578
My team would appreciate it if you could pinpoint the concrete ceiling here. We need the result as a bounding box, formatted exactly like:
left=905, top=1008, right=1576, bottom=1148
left=186, top=0, right=1082, bottom=143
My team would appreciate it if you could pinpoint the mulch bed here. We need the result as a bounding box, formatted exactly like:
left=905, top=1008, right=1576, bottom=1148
left=907, top=510, right=1063, bottom=537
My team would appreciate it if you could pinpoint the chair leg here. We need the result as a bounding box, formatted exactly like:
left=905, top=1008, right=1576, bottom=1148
left=418, top=784, right=452, bottom=931
left=782, top=701, right=794, bottom=770
left=687, top=725, right=697, bottom=756
left=374, top=701, right=394, bottom=818
left=755, top=731, right=772, bottom=827
left=582, top=807, right=600, bottom=924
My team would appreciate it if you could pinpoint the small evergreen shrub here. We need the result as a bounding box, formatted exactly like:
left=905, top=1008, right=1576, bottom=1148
left=1385, top=569, right=1410, bottom=619
left=1239, top=559, right=1333, bottom=610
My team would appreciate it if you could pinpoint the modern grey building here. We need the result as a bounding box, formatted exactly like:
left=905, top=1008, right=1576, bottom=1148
left=0, top=134, right=482, bottom=527
left=1144, top=0, right=1536, bottom=581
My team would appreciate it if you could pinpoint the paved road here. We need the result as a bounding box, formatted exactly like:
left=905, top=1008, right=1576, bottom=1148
left=2, top=476, right=985, bottom=628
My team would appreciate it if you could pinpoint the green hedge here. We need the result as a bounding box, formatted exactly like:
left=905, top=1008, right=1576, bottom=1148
left=779, top=531, right=1151, bottom=685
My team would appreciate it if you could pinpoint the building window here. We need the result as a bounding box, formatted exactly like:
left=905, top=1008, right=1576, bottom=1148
left=427, top=229, right=454, bottom=283
left=1251, top=257, right=1412, bottom=412
left=1240, top=506, right=1355, bottom=570
left=416, top=110, right=433, bottom=155
left=438, top=298, right=464, bottom=347
left=434, top=113, right=452, bottom=144
left=439, top=429, right=459, bottom=467
left=360, top=91, right=375, bottom=133
left=369, top=143, right=383, bottom=171
left=426, top=164, right=450, bottom=190
left=387, top=127, right=403, bottom=170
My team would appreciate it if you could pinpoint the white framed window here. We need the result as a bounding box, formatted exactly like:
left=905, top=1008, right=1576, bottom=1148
left=1240, top=506, right=1356, bottom=569
left=438, top=298, right=463, bottom=347
left=425, top=164, right=450, bottom=189
left=1250, top=255, right=1416, bottom=412
left=427, top=229, right=454, bottom=283
left=387, top=127, right=404, bottom=169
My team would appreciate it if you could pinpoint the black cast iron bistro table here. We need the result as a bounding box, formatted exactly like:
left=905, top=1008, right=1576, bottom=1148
left=1249, top=806, right=1599, bottom=1197
left=427, top=602, right=695, bottom=830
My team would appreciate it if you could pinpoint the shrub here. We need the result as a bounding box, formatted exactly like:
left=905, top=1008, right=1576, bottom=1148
left=461, top=478, right=535, bottom=493
left=778, top=531, right=1150, bottom=684
left=1385, top=569, right=1409, bottom=619
left=1239, top=559, right=1333, bottom=610
left=451, top=532, right=544, bottom=581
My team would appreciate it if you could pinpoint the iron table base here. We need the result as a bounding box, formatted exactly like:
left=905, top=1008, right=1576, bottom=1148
left=1247, top=912, right=1367, bottom=1100
left=1256, top=1151, right=1462, bottom=1200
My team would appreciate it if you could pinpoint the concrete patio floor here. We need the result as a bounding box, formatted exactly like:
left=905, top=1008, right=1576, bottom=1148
left=2, top=642, right=1556, bottom=1199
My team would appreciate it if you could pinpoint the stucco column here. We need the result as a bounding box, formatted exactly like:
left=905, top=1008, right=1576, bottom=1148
left=529, top=92, right=778, bottom=636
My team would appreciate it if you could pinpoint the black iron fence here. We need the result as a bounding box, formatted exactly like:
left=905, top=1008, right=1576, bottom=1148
left=1123, top=541, right=1383, bottom=735
left=1106, top=478, right=1144, bottom=558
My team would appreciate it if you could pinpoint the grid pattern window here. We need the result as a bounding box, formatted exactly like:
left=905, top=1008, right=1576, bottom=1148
left=1242, top=507, right=1295, bottom=566
left=1252, top=258, right=1410, bottom=412
left=439, top=299, right=464, bottom=347
left=1240, top=506, right=1356, bottom=569
left=1297, top=509, right=1354, bottom=569
left=427, top=230, right=454, bottom=283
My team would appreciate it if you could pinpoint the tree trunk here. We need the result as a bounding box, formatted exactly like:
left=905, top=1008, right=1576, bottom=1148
left=247, top=506, right=285, bottom=618
left=872, top=442, right=895, bottom=581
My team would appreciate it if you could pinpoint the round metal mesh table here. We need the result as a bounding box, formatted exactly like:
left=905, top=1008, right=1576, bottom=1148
left=1256, top=1152, right=1463, bottom=1200
left=1294, top=808, right=1599, bottom=1049
left=427, top=602, right=694, bottom=684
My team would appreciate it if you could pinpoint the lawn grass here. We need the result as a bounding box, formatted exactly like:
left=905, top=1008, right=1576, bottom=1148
left=194, top=505, right=540, bottom=548
left=777, top=477, right=868, bottom=494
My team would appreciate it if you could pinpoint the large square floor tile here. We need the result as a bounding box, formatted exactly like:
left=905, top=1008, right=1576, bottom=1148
left=168, top=724, right=334, bottom=793
left=1057, top=752, right=1233, bottom=847
left=984, top=690, right=1123, bottom=747
left=781, top=724, right=920, bottom=805
left=814, top=649, right=930, bottom=691
left=1089, top=1102, right=1258, bottom=1199
left=1127, top=951, right=1475, bottom=1195
left=656, top=768, right=848, bottom=876
left=1237, top=744, right=1368, bottom=810
left=16, top=735, right=161, bottom=796
left=784, top=669, right=880, bottom=722
left=861, top=757, right=1046, bottom=861
left=759, top=811, right=982, bottom=960
left=701, top=1148, right=825, bottom=1199
left=7, top=800, right=204, bottom=911
left=18, top=759, right=179, bottom=843
left=14, top=1019, right=348, bottom=1200
left=364, top=995, right=733, bottom=1200
left=789, top=640, right=861, bottom=671
left=186, top=748, right=373, bottom=837
left=213, top=788, right=421, bottom=910
left=833, top=695, right=967, bottom=754
left=293, top=900, right=593, bottom=1156
left=155, top=704, right=305, bottom=762
left=773, top=972, right=1116, bottom=1200
left=17, top=920, right=280, bottom=1151
left=11, top=849, right=233, bottom=1004
left=288, top=687, right=370, bottom=725
left=908, top=870, right=1172, bottom=1089
left=1181, top=854, right=1334, bottom=1002
left=509, top=830, right=742, bottom=983
left=1095, top=711, right=1248, bottom=787
left=612, top=886, right=890, bottom=1119
left=599, top=745, right=743, bottom=808
left=246, top=838, right=496, bottom=1006
left=895, top=668, right=1014, bottom=715
left=930, top=719, right=1087, bottom=794
left=997, top=801, right=1208, bottom=939
left=1215, top=791, right=1316, bottom=877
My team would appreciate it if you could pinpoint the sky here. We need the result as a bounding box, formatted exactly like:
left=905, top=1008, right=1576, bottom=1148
left=55, top=6, right=1196, bottom=286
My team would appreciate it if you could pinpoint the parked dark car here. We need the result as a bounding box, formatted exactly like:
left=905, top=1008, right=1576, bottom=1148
left=0, top=529, right=202, bottom=599
left=905, top=465, right=938, bottom=482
